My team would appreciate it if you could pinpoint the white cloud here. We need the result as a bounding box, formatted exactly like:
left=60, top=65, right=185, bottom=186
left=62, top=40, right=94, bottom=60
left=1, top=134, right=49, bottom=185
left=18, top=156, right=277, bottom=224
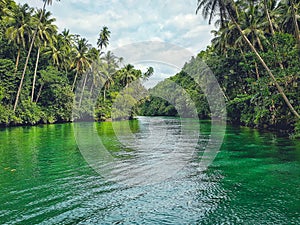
left=15, top=0, right=215, bottom=77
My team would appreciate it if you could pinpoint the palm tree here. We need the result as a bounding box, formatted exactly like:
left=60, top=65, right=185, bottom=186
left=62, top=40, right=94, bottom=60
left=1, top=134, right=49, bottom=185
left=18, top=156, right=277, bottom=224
left=143, top=67, right=154, bottom=80
left=263, top=0, right=276, bottom=35
left=57, top=29, right=74, bottom=73
left=45, top=31, right=73, bottom=73
left=99, top=62, right=115, bottom=102
left=71, top=37, right=92, bottom=91
left=196, top=0, right=228, bottom=28
left=234, top=3, right=268, bottom=79
left=4, top=3, right=33, bottom=73
left=260, top=0, right=285, bottom=69
left=60, top=28, right=74, bottom=46
left=78, top=47, right=100, bottom=107
left=118, top=64, right=141, bottom=88
left=196, top=0, right=300, bottom=119
left=31, top=9, right=57, bottom=102
left=211, top=20, right=238, bottom=56
left=44, top=37, right=64, bottom=66
left=97, top=26, right=110, bottom=51
left=13, top=0, right=60, bottom=111
left=277, top=0, right=300, bottom=46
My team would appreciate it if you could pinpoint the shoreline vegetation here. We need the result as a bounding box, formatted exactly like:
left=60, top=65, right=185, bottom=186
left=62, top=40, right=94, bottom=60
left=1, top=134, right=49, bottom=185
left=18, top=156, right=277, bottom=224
left=0, top=0, right=299, bottom=138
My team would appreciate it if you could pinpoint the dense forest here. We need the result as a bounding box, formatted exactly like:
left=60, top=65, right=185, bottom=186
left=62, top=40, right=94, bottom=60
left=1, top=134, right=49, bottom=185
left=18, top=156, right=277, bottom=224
left=0, top=0, right=152, bottom=125
left=140, top=0, right=300, bottom=137
left=0, top=0, right=299, bottom=137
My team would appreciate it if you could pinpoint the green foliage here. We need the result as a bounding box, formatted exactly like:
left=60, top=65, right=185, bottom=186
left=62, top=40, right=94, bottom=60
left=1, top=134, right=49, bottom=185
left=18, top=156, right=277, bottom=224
left=139, top=30, right=300, bottom=133
left=0, top=0, right=299, bottom=136
left=16, top=100, right=43, bottom=125
left=38, top=66, right=74, bottom=122
left=0, top=58, right=17, bottom=104
left=0, top=104, right=14, bottom=126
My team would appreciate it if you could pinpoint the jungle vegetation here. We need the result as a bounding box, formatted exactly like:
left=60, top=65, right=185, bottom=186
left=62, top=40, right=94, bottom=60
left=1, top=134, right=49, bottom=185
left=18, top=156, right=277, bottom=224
left=139, top=0, right=300, bottom=136
left=0, top=0, right=152, bottom=125
left=0, top=0, right=299, bottom=136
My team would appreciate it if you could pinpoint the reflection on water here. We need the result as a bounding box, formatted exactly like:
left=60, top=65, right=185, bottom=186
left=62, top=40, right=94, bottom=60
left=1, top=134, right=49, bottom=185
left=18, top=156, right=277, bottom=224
left=0, top=117, right=299, bottom=224
left=77, top=116, right=202, bottom=186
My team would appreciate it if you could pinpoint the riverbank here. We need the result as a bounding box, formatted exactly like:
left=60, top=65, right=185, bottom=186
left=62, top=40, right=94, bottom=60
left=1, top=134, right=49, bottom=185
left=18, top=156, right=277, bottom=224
left=1, top=114, right=299, bottom=140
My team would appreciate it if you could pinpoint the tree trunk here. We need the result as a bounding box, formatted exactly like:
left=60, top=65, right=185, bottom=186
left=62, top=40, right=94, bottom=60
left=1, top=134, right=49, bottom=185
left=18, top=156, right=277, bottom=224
left=31, top=47, right=40, bottom=102
left=14, top=48, right=20, bottom=74
left=78, top=72, right=88, bottom=107
left=226, top=3, right=300, bottom=119
left=89, top=83, right=94, bottom=96
left=35, top=83, right=43, bottom=103
left=72, top=70, right=79, bottom=91
left=13, top=1, right=47, bottom=111
left=264, top=0, right=275, bottom=35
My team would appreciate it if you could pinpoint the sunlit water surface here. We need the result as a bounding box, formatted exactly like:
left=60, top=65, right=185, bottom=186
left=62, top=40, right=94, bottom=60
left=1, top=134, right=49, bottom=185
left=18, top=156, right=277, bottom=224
left=0, top=117, right=299, bottom=224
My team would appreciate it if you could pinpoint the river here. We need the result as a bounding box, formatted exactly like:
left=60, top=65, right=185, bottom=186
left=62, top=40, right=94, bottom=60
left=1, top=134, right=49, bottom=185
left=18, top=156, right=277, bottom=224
left=0, top=117, right=299, bottom=224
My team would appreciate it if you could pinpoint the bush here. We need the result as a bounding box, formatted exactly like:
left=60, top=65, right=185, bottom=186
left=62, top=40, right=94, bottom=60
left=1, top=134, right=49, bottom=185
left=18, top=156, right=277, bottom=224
left=15, top=100, right=43, bottom=125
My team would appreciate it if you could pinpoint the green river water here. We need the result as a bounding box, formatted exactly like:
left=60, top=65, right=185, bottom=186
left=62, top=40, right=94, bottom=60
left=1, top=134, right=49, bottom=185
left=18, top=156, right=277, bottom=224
left=0, top=117, right=299, bottom=224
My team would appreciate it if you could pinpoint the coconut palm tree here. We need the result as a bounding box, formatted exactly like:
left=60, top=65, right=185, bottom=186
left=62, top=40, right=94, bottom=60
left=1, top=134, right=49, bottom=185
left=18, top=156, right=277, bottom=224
left=97, top=26, right=110, bottom=51
left=44, top=37, right=64, bottom=67
left=143, top=67, right=154, bottom=80
left=71, top=37, right=92, bottom=91
left=31, top=9, right=57, bottom=102
left=58, top=29, right=75, bottom=74
left=196, top=0, right=228, bottom=28
left=4, top=3, right=33, bottom=73
left=100, top=62, right=115, bottom=102
left=78, top=47, right=100, bottom=107
left=277, top=0, right=300, bottom=46
left=13, top=0, right=60, bottom=111
left=118, top=64, right=141, bottom=88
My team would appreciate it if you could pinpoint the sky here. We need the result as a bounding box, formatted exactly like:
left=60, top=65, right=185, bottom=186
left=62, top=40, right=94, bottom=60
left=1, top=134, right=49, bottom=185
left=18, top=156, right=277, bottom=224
left=15, top=0, right=215, bottom=87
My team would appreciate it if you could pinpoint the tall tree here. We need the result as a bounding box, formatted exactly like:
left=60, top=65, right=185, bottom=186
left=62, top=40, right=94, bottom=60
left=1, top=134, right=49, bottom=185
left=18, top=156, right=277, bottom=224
left=97, top=26, right=110, bottom=51
left=117, top=64, right=141, bottom=88
left=71, top=37, right=92, bottom=91
left=4, top=3, right=33, bottom=74
left=31, top=9, right=57, bottom=102
left=13, top=0, right=60, bottom=111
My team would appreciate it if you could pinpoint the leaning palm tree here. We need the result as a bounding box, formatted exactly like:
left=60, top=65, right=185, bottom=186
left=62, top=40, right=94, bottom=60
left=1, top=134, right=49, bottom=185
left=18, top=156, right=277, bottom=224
left=13, top=0, right=60, bottom=111
left=31, top=9, right=57, bottom=102
left=196, top=0, right=300, bottom=119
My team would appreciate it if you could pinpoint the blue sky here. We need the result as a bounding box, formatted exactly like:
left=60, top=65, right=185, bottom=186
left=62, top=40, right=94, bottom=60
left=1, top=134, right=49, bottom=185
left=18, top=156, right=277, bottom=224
left=15, top=0, right=215, bottom=86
